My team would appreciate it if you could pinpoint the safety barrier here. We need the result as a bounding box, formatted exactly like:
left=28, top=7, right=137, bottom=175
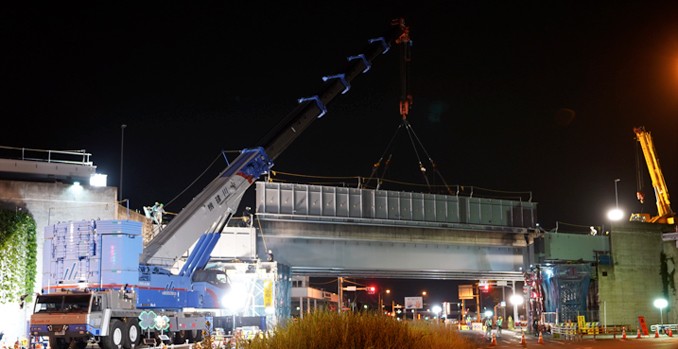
left=601, top=325, right=626, bottom=334
left=580, top=322, right=600, bottom=335
left=650, top=323, right=678, bottom=334
left=551, top=323, right=580, bottom=340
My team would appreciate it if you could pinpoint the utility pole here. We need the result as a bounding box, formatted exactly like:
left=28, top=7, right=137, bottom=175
left=338, top=277, right=343, bottom=313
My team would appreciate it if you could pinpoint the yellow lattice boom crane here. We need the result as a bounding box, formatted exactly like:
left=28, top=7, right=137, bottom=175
left=631, top=126, right=675, bottom=224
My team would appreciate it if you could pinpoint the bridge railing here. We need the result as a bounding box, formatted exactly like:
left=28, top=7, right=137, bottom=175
left=0, top=145, right=93, bottom=166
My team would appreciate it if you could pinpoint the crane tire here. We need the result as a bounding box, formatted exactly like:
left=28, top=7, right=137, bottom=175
left=100, top=319, right=125, bottom=349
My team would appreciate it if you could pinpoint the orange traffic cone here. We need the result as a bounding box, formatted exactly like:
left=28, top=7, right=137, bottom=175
left=520, top=331, right=527, bottom=346
left=637, top=328, right=642, bottom=338
left=490, top=332, right=497, bottom=346
left=668, top=327, right=673, bottom=337
left=538, top=331, right=544, bottom=344
left=655, top=327, right=660, bottom=338
left=622, top=327, right=627, bottom=340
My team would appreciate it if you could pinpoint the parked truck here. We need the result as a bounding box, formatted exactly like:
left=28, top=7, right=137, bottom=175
left=29, top=18, right=411, bottom=349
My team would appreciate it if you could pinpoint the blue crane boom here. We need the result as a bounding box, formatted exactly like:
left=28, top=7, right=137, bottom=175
left=140, top=18, right=411, bottom=265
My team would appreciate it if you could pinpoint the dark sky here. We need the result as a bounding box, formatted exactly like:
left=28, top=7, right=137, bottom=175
left=3, top=2, right=678, bottom=305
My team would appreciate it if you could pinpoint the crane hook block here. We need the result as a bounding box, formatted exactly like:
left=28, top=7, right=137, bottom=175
left=347, top=54, right=371, bottom=73
left=368, top=37, right=390, bottom=54
left=322, top=74, right=351, bottom=94
left=297, top=95, right=327, bottom=119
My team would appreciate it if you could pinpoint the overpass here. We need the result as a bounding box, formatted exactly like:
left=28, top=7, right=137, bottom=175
left=252, top=181, right=540, bottom=282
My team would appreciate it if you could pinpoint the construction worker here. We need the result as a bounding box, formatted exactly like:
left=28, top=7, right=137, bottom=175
left=485, top=317, right=493, bottom=340
left=496, top=316, right=503, bottom=337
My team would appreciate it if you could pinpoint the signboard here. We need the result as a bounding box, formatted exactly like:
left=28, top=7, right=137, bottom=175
left=459, top=285, right=474, bottom=300
left=139, top=310, right=157, bottom=330
left=263, top=280, right=273, bottom=307
left=405, top=296, right=423, bottom=310
left=639, top=316, right=649, bottom=335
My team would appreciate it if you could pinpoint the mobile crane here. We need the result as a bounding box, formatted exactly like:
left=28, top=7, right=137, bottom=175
left=630, top=126, right=675, bottom=224
left=29, top=18, right=411, bottom=349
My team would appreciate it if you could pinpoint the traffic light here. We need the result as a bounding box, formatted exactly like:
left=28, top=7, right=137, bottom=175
left=367, top=286, right=377, bottom=295
left=481, top=283, right=490, bottom=293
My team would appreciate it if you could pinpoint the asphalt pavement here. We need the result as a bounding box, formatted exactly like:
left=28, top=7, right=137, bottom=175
left=460, top=327, right=678, bottom=348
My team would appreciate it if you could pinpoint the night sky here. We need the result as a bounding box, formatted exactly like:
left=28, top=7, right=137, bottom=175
left=3, top=2, right=678, bottom=306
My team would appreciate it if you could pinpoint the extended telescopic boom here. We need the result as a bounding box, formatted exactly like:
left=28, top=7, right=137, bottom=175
left=631, top=126, right=675, bottom=224
left=140, top=19, right=410, bottom=264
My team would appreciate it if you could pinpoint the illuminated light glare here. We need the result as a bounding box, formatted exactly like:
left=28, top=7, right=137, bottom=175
left=89, top=173, right=108, bottom=187
left=431, top=305, right=442, bottom=315
left=265, top=306, right=275, bottom=315
left=654, top=298, right=668, bottom=309
left=509, top=294, right=524, bottom=306
left=484, top=310, right=493, bottom=318
left=222, top=282, right=249, bottom=312
left=70, top=181, right=83, bottom=192
left=654, top=298, right=668, bottom=324
left=607, top=208, right=624, bottom=221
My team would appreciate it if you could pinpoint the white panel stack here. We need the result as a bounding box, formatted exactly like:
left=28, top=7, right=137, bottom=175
left=42, top=220, right=143, bottom=290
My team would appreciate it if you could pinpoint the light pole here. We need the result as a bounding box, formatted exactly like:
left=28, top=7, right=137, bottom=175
left=119, top=124, right=127, bottom=202
left=510, top=294, right=524, bottom=329
left=654, top=298, right=668, bottom=325
left=607, top=178, right=624, bottom=221
left=383, top=289, right=392, bottom=316
left=432, top=305, right=442, bottom=323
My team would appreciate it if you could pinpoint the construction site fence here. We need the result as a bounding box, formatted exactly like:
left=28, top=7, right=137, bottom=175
left=650, top=323, right=678, bottom=333
left=551, top=322, right=631, bottom=339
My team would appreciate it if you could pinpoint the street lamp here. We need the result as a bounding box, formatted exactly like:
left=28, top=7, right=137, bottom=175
left=510, top=294, right=524, bottom=329
left=432, top=305, right=442, bottom=322
left=384, top=289, right=393, bottom=316
left=119, top=124, right=127, bottom=202
left=607, top=178, right=624, bottom=221
left=654, top=298, right=668, bottom=325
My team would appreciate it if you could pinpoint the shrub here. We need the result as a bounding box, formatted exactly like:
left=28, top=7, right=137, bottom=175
left=0, top=209, right=37, bottom=304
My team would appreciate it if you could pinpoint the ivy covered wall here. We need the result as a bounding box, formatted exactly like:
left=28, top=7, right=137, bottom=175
left=0, top=209, right=36, bottom=304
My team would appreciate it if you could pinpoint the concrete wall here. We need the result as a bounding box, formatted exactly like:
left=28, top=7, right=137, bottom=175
left=0, top=179, right=118, bottom=344
left=662, top=228, right=678, bottom=326
left=539, top=233, right=610, bottom=262
left=597, top=222, right=676, bottom=330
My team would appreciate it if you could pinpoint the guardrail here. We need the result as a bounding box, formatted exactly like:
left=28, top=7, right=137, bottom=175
left=0, top=145, right=93, bottom=166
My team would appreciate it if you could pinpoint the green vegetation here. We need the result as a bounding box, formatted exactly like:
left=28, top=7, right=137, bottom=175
left=241, top=312, right=477, bottom=349
left=0, top=208, right=37, bottom=304
left=659, top=252, right=676, bottom=296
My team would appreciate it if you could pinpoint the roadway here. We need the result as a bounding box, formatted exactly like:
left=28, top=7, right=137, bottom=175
left=462, top=329, right=678, bottom=348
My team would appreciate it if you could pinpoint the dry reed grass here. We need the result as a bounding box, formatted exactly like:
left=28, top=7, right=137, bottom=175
left=241, top=312, right=477, bottom=349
